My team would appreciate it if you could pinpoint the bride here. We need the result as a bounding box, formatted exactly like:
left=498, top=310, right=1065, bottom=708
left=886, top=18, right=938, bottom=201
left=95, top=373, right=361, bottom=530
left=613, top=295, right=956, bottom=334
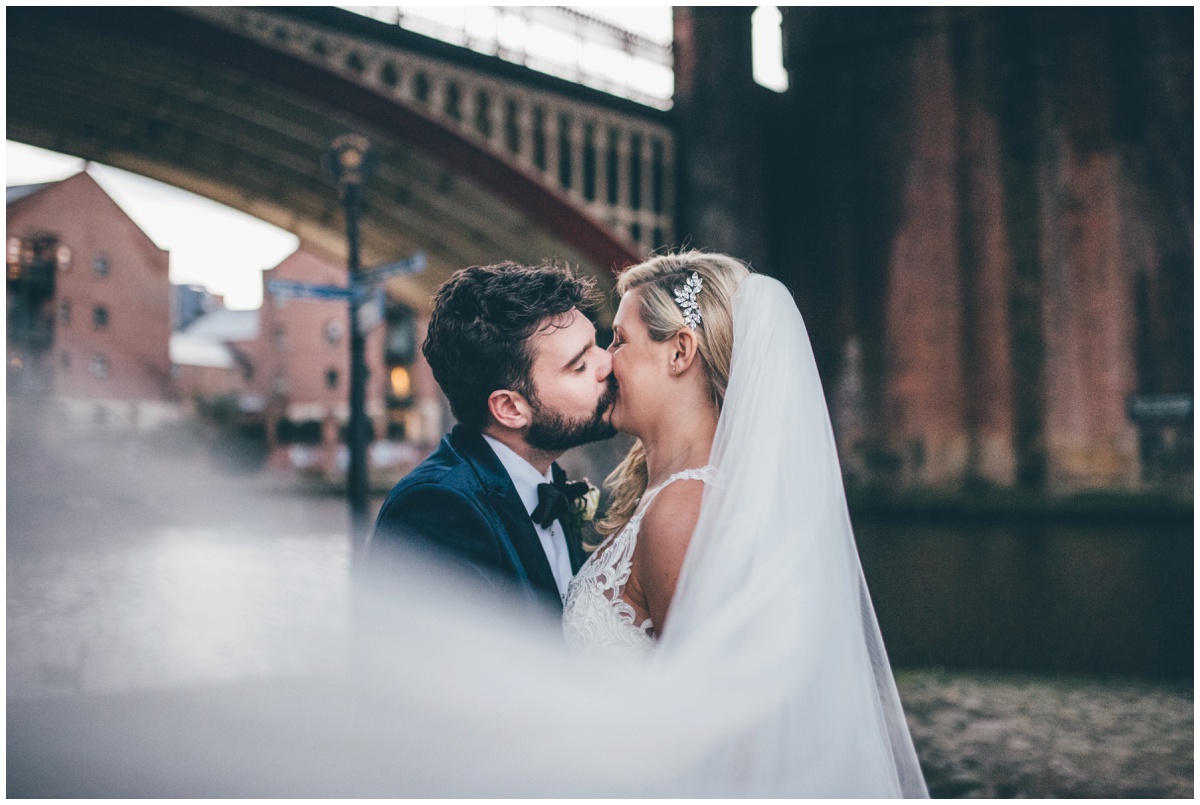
left=562, top=251, right=928, bottom=795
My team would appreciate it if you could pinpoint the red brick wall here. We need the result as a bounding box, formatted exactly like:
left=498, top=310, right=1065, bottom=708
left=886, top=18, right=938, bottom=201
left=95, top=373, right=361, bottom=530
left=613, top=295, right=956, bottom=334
left=175, top=363, right=241, bottom=403
left=880, top=26, right=970, bottom=488
left=6, top=172, right=174, bottom=405
left=255, top=247, right=386, bottom=430
left=757, top=8, right=1192, bottom=495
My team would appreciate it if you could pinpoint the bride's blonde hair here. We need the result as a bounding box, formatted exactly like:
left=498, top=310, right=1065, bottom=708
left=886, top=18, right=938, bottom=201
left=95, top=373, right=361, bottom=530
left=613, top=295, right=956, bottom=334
left=595, top=251, right=751, bottom=539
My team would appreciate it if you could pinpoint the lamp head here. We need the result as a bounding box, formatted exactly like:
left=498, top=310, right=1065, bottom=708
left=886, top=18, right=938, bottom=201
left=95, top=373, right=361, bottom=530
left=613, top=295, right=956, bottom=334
left=327, top=133, right=373, bottom=188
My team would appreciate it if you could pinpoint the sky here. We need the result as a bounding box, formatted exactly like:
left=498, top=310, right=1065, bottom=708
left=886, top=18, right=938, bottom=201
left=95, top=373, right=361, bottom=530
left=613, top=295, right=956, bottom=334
left=6, top=6, right=786, bottom=311
left=6, top=142, right=299, bottom=310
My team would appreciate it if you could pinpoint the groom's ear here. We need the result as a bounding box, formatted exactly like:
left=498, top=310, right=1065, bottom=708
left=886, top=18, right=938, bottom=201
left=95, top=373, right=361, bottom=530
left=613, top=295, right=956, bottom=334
left=670, top=329, right=700, bottom=374
left=487, top=389, right=532, bottom=430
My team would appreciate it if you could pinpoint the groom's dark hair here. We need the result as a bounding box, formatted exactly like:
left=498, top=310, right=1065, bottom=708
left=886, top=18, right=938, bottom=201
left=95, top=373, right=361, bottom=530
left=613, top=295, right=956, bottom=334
left=423, top=262, right=600, bottom=431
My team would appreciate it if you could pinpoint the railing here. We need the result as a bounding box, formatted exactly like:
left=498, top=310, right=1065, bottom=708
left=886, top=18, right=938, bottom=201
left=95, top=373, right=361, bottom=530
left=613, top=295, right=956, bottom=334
left=346, top=6, right=674, bottom=111
left=187, top=7, right=675, bottom=254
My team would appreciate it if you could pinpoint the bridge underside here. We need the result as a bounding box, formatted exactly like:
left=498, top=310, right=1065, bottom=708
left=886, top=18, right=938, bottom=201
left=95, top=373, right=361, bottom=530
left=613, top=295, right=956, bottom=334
left=8, top=7, right=634, bottom=315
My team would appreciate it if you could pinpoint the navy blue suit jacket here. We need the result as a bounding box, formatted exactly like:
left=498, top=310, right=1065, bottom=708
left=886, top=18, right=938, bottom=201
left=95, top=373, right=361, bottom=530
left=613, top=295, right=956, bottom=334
left=365, top=425, right=587, bottom=612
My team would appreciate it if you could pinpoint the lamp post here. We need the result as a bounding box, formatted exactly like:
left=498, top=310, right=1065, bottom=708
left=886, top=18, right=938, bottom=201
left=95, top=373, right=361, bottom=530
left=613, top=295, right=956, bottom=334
left=326, top=133, right=373, bottom=554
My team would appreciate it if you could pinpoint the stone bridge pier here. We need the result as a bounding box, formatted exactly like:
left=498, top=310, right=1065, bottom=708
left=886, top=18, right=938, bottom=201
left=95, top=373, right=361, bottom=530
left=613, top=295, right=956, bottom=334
left=672, top=6, right=1192, bottom=498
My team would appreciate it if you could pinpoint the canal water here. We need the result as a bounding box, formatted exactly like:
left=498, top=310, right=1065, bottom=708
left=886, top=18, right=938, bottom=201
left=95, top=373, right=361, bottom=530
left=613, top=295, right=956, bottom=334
left=6, top=442, right=1193, bottom=700
left=855, top=514, right=1193, bottom=679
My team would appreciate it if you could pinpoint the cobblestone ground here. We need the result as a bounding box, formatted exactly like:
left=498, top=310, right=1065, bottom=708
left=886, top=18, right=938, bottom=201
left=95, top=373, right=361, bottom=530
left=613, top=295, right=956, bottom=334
left=897, top=670, right=1194, bottom=798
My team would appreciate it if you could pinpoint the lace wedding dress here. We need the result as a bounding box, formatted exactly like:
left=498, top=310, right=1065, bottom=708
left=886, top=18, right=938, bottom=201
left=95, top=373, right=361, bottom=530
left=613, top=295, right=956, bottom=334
left=562, top=467, right=717, bottom=658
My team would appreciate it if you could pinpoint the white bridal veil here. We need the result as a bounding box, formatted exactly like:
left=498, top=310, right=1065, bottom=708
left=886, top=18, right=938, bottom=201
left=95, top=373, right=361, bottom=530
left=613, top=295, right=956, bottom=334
left=658, top=273, right=928, bottom=796
left=17, top=275, right=927, bottom=798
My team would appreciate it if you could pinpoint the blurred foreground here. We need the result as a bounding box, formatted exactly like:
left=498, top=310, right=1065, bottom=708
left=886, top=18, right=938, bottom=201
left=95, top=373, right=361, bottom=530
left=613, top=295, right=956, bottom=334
left=7, top=434, right=1193, bottom=797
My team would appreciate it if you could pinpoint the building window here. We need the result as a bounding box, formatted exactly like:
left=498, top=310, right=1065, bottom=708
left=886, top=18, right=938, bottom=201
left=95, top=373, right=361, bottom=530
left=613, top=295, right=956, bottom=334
left=93, top=305, right=109, bottom=330
left=6, top=236, right=23, bottom=281
left=751, top=6, right=789, bottom=92
left=58, top=300, right=72, bottom=325
left=7, top=237, right=21, bottom=276
left=93, top=253, right=110, bottom=277
left=90, top=354, right=109, bottom=378
left=390, top=365, right=411, bottom=398
left=325, top=368, right=339, bottom=390
left=57, top=245, right=72, bottom=272
left=325, top=320, right=343, bottom=346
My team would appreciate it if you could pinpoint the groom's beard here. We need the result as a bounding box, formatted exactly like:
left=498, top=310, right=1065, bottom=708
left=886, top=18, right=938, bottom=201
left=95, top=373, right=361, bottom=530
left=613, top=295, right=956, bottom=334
left=524, top=379, right=617, bottom=452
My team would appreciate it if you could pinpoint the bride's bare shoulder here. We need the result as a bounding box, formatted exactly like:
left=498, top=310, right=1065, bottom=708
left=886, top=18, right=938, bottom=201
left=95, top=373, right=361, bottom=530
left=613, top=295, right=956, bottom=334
left=631, top=479, right=706, bottom=627
left=640, top=478, right=705, bottom=544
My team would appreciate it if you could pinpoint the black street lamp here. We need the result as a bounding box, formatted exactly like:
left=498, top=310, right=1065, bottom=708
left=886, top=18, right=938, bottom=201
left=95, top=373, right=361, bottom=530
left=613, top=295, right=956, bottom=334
left=326, top=133, right=374, bottom=554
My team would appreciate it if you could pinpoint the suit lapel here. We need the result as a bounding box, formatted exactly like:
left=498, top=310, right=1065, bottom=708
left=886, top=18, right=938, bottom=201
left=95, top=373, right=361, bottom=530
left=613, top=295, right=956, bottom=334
left=451, top=427, right=560, bottom=602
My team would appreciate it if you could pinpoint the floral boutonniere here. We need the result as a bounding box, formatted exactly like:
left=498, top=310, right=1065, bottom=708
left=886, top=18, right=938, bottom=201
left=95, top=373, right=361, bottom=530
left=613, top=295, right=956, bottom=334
left=557, top=477, right=600, bottom=544
left=574, top=481, right=601, bottom=524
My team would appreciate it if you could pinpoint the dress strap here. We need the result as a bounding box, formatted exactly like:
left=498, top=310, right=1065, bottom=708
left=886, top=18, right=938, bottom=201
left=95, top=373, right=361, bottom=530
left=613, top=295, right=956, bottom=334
left=632, top=465, right=716, bottom=523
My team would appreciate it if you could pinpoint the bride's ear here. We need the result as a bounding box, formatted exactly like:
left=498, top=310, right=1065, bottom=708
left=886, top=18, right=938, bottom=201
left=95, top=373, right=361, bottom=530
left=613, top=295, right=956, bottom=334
left=669, top=328, right=700, bottom=375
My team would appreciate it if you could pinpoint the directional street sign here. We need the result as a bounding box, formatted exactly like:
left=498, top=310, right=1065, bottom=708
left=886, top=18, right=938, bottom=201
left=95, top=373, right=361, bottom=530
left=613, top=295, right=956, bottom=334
left=358, top=251, right=427, bottom=286
left=266, top=252, right=426, bottom=307
left=1126, top=393, right=1193, bottom=422
left=266, top=279, right=355, bottom=302
left=356, top=286, right=385, bottom=333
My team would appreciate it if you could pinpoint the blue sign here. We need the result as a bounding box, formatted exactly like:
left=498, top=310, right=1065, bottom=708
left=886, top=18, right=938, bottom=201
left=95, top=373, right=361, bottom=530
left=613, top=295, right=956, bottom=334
left=267, top=251, right=425, bottom=308
left=359, top=251, right=427, bottom=286
left=1126, top=393, right=1193, bottom=422
left=266, top=279, right=355, bottom=302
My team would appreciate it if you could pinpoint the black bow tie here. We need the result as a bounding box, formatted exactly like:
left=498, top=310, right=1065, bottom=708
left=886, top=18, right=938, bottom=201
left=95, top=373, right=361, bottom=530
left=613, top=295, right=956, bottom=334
left=531, top=465, right=590, bottom=530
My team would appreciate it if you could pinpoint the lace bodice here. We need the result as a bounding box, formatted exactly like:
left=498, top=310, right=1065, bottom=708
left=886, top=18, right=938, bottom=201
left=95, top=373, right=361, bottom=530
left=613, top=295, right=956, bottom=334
left=562, top=466, right=716, bottom=659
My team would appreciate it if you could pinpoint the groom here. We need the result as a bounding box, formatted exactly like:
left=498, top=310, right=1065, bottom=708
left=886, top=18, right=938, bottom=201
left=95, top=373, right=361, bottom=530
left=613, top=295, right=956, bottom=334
left=365, top=262, right=616, bottom=611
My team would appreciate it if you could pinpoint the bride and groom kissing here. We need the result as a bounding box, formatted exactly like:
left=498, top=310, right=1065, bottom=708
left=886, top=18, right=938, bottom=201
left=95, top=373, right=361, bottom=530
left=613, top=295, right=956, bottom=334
left=364, top=251, right=928, bottom=797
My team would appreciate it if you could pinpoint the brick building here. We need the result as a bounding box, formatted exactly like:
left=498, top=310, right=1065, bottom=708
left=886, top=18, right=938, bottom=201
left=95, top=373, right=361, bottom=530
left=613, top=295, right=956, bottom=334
left=254, top=246, right=440, bottom=474
left=6, top=172, right=178, bottom=436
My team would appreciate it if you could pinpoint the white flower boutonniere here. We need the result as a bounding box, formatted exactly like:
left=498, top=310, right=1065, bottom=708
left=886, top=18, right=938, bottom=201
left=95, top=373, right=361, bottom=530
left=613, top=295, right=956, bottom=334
left=575, top=482, right=601, bottom=523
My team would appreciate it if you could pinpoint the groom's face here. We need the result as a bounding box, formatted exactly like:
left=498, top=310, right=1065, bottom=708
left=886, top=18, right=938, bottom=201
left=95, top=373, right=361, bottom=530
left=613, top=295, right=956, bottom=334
left=522, top=308, right=616, bottom=452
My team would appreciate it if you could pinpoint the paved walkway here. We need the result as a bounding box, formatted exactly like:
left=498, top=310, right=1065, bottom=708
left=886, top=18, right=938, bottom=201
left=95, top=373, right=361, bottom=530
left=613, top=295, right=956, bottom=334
left=898, top=670, right=1193, bottom=798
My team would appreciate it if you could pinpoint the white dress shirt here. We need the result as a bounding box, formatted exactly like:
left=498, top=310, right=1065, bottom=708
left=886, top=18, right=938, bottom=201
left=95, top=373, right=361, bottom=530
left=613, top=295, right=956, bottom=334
left=482, top=434, right=573, bottom=601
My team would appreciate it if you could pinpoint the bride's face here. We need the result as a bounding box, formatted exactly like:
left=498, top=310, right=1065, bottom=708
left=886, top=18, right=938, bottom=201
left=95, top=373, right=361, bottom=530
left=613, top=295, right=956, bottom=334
left=607, top=290, right=672, bottom=436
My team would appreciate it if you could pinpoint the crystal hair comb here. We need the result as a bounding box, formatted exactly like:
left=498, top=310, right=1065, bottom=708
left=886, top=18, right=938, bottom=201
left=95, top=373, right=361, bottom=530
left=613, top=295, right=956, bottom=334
left=673, top=271, right=704, bottom=330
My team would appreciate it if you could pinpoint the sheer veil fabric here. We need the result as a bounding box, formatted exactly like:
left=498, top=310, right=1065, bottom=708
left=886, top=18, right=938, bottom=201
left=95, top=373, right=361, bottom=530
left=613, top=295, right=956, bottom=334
left=355, top=273, right=926, bottom=797
left=656, top=273, right=928, bottom=796
left=30, top=275, right=927, bottom=797
left=342, top=272, right=928, bottom=797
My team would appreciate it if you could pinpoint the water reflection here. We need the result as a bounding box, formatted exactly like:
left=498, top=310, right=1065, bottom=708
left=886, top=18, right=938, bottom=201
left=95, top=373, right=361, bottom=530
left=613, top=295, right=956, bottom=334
left=856, top=517, right=1193, bottom=678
